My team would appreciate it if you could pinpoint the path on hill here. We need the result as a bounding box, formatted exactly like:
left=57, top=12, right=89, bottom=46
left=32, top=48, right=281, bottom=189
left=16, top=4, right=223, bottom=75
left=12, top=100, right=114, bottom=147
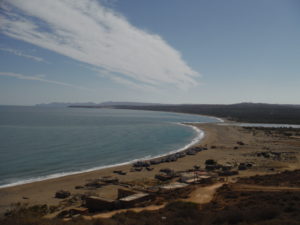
left=183, top=183, right=224, bottom=204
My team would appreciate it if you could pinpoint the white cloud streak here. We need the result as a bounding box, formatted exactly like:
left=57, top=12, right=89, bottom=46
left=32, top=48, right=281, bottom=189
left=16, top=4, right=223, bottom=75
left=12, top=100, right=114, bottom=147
left=110, top=75, right=160, bottom=93
left=0, top=47, right=48, bottom=63
left=0, top=0, right=199, bottom=89
left=0, top=72, right=93, bottom=91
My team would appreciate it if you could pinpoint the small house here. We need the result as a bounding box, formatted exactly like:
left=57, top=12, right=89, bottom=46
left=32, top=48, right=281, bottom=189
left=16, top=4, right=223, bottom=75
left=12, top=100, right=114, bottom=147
left=85, top=196, right=115, bottom=211
left=159, top=182, right=189, bottom=192
left=119, top=193, right=151, bottom=208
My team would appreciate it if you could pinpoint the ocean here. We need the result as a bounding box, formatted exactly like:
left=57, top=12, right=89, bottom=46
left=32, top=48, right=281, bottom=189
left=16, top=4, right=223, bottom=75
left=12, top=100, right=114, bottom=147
left=0, top=106, right=219, bottom=188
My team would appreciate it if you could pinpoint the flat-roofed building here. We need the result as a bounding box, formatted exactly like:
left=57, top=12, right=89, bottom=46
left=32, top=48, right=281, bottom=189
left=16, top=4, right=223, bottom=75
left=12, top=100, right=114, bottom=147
left=119, top=193, right=151, bottom=207
left=85, top=196, right=115, bottom=211
left=159, top=182, right=189, bottom=191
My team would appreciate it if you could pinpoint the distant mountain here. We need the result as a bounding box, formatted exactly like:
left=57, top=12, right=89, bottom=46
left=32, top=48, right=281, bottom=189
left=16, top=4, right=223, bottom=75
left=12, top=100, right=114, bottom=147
left=36, top=101, right=162, bottom=108
left=35, top=102, right=97, bottom=107
left=69, top=101, right=164, bottom=108
left=96, top=101, right=163, bottom=106
left=114, top=102, right=300, bottom=125
left=229, top=102, right=300, bottom=109
left=35, top=102, right=300, bottom=124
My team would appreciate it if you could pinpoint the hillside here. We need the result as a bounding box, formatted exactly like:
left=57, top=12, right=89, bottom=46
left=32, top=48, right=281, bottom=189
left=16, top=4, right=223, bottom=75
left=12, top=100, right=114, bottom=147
left=113, top=103, right=300, bottom=124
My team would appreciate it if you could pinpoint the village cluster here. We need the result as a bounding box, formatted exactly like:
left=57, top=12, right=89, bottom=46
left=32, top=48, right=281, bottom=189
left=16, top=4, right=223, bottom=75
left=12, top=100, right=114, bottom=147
left=53, top=145, right=254, bottom=219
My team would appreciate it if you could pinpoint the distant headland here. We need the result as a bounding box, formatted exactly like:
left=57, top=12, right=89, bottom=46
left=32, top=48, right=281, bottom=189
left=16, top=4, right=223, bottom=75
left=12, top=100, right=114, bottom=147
left=64, top=102, right=300, bottom=125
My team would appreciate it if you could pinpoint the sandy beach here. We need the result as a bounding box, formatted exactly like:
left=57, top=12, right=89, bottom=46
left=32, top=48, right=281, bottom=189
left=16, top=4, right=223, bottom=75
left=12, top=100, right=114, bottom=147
left=1, top=123, right=299, bottom=215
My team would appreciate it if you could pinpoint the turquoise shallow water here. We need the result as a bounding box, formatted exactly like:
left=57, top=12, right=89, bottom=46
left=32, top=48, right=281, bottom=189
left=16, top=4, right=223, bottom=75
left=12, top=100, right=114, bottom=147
left=0, top=106, right=218, bottom=187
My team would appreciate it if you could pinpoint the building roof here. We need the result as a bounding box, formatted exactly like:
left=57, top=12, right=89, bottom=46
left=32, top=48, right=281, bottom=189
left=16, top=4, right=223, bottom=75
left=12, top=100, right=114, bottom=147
left=87, top=196, right=115, bottom=203
left=119, top=193, right=149, bottom=202
left=159, top=182, right=189, bottom=190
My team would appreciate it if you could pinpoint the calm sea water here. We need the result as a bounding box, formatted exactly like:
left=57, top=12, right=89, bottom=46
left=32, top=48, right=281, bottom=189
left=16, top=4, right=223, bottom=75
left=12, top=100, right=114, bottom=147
left=0, top=106, right=218, bottom=188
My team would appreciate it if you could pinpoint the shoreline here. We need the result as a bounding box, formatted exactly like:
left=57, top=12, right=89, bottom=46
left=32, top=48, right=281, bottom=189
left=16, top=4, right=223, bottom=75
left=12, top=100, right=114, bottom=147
left=1, top=122, right=299, bottom=215
left=0, top=123, right=217, bottom=214
left=0, top=122, right=207, bottom=189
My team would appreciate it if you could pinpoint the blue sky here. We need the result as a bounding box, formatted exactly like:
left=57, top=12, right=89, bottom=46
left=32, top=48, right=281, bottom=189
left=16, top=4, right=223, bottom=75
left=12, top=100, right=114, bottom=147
left=0, top=0, right=299, bottom=105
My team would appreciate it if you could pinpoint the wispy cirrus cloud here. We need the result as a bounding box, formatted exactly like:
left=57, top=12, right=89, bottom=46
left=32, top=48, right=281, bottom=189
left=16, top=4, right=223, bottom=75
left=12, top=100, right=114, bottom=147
left=0, top=47, right=48, bottom=63
left=110, top=75, right=160, bottom=93
left=0, top=72, right=93, bottom=91
left=0, top=0, right=199, bottom=89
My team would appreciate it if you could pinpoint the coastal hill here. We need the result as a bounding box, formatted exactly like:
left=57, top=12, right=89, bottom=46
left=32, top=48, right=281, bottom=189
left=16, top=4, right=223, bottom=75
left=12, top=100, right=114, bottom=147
left=35, top=102, right=98, bottom=107
left=70, top=102, right=300, bottom=125
left=36, top=101, right=162, bottom=108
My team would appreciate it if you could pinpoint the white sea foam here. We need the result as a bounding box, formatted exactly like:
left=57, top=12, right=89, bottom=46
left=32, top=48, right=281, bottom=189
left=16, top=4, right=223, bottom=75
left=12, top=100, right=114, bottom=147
left=215, top=117, right=224, bottom=122
left=0, top=158, right=141, bottom=189
left=0, top=123, right=208, bottom=189
left=143, top=123, right=205, bottom=159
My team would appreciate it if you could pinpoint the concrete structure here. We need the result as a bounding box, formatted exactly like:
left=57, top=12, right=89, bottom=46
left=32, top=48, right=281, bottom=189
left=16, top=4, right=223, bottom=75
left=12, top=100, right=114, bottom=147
left=117, top=188, right=137, bottom=199
left=85, top=196, right=115, bottom=211
left=155, top=173, right=173, bottom=181
left=119, top=193, right=151, bottom=207
left=179, top=172, right=196, bottom=183
left=180, top=171, right=212, bottom=184
left=159, top=182, right=189, bottom=191
left=197, top=175, right=213, bottom=184
left=69, top=207, right=88, bottom=215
